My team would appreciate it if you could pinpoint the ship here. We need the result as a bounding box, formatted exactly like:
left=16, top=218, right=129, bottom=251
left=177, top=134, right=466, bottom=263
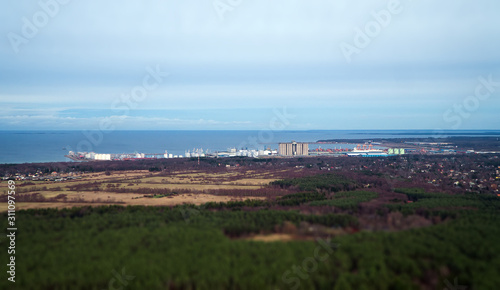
left=347, top=144, right=387, bottom=156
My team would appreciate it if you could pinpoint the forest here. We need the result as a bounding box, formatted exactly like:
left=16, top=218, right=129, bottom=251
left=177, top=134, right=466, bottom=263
left=1, top=158, right=500, bottom=289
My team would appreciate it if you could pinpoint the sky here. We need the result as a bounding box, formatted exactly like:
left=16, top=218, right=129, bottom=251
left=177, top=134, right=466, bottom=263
left=1, top=0, right=499, bottom=130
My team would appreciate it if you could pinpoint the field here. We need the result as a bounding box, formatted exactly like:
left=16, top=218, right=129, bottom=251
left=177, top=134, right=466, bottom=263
left=0, top=168, right=295, bottom=212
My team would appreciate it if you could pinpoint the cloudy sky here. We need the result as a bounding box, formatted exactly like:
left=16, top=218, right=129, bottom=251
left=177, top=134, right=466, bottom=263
left=1, top=0, right=499, bottom=130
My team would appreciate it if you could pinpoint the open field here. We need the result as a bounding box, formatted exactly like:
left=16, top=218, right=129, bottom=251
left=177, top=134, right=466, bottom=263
left=0, top=194, right=260, bottom=212
left=1, top=168, right=298, bottom=212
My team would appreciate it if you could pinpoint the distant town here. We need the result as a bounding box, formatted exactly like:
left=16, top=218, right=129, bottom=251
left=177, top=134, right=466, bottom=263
left=65, top=137, right=500, bottom=161
left=2, top=137, right=499, bottom=196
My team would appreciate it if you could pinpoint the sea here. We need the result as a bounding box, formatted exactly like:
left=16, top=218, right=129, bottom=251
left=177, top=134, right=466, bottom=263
left=1, top=130, right=499, bottom=164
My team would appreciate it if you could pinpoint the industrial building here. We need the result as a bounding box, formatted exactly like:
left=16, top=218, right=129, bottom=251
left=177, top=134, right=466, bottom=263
left=279, top=141, right=309, bottom=156
left=388, top=148, right=406, bottom=155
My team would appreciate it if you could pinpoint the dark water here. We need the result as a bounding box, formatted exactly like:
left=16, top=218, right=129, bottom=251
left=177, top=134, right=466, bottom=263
left=0, top=130, right=499, bottom=164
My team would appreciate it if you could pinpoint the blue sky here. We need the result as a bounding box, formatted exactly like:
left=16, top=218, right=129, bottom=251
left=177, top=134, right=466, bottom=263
left=1, top=0, right=499, bottom=130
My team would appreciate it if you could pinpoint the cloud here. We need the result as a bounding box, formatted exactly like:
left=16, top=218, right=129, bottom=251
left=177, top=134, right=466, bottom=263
left=1, top=0, right=499, bottom=130
left=0, top=114, right=257, bottom=130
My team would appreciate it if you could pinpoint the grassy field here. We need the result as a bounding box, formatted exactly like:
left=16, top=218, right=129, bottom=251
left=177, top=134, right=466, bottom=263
left=0, top=168, right=299, bottom=212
